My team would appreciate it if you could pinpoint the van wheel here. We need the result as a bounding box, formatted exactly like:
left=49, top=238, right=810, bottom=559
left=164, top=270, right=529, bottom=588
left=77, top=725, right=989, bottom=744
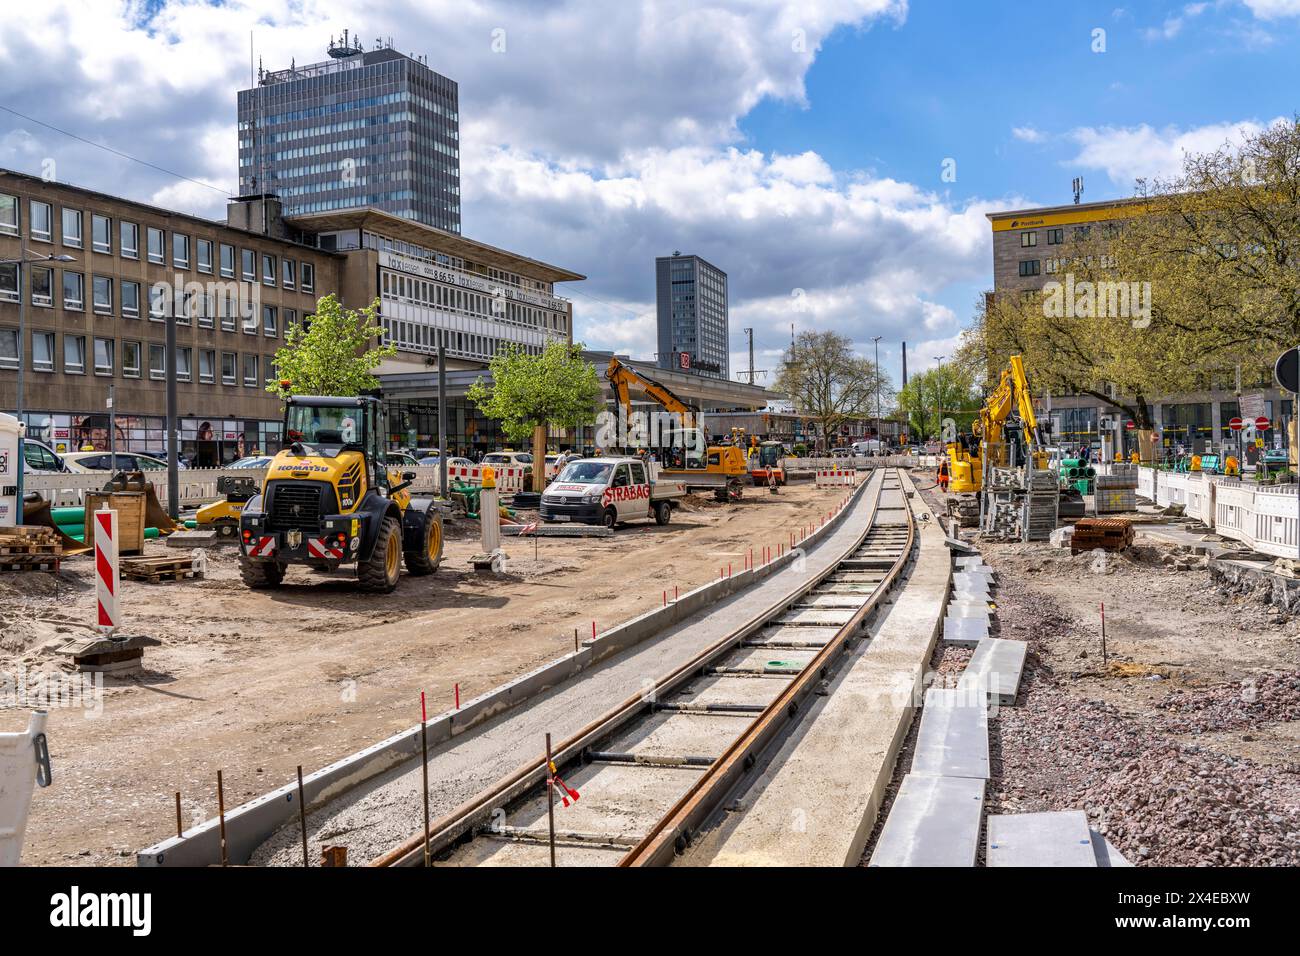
left=602, top=507, right=618, bottom=529
left=654, top=501, right=672, bottom=525
left=240, top=559, right=285, bottom=588
left=404, top=511, right=443, bottom=576
left=359, top=516, right=402, bottom=593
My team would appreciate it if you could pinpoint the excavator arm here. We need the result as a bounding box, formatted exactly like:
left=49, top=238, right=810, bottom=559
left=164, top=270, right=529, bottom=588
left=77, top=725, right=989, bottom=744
left=605, top=358, right=700, bottom=430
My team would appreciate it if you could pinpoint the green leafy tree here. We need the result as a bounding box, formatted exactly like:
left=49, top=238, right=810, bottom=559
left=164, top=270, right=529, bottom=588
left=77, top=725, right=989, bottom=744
left=467, top=341, right=603, bottom=490
left=267, top=294, right=394, bottom=398
left=897, top=364, right=981, bottom=441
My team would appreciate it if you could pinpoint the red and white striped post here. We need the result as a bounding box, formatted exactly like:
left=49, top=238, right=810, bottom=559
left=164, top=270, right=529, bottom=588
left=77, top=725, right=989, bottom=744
left=94, top=505, right=120, bottom=636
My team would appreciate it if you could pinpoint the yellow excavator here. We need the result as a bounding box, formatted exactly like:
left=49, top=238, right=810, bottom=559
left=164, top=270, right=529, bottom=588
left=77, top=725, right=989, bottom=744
left=946, top=355, right=1081, bottom=529
left=605, top=357, right=749, bottom=501
left=947, top=355, right=1046, bottom=494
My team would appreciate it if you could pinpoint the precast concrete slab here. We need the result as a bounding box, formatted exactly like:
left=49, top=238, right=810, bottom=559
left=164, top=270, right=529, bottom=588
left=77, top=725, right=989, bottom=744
left=952, top=586, right=991, bottom=601
left=797, top=593, right=870, bottom=609
left=957, top=638, right=1027, bottom=707
left=947, top=603, right=994, bottom=619
left=774, top=608, right=857, bottom=627
left=909, top=688, right=989, bottom=779
left=954, top=571, right=994, bottom=588
left=671, top=673, right=793, bottom=709
left=601, top=709, right=751, bottom=761
left=942, top=616, right=989, bottom=646
left=680, top=470, right=949, bottom=867
left=818, top=582, right=882, bottom=594
left=986, top=810, right=1097, bottom=867
left=867, top=774, right=985, bottom=867
left=749, top=625, right=840, bottom=647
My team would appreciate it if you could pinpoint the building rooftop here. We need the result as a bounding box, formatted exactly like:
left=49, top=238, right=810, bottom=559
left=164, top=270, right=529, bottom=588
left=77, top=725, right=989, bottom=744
left=986, top=196, right=1148, bottom=230
left=284, top=207, right=585, bottom=284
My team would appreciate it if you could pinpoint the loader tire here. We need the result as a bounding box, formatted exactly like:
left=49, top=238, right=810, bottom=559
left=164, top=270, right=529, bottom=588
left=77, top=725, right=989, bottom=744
left=240, top=559, right=285, bottom=589
left=359, top=516, right=402, bottom=593
left=404, top=511, right=443, bottom=576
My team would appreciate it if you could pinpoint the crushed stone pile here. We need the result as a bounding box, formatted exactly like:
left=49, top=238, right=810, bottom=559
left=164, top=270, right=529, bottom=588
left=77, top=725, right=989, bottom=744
left=1154, top=670, right=1300, bottom=733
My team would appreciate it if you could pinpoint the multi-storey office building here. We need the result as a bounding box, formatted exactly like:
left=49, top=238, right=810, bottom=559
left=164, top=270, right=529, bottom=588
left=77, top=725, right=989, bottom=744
left=655, top=253, right=729, bottom=380
left=987, top=198, right=1292, bottom=459
left=238, top=35, right=461, bottom=233
left=275, top=206, right=583, bottom=455
left=0, top=169, right=337, bottom=466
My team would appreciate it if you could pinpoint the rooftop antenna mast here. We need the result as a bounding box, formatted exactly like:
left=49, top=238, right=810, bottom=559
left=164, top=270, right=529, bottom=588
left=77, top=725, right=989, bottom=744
left=1072, top=176, right=1084, bottom=205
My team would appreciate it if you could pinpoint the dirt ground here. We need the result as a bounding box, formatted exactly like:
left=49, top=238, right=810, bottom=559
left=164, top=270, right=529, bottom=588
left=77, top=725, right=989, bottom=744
left=907, top=480, right=1300, bottom=865
left=0, top=479, right=852, bottom=866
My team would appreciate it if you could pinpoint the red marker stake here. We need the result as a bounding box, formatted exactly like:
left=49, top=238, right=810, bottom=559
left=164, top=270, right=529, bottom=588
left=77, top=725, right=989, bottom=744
left=454, top=683, right=460, bottom=709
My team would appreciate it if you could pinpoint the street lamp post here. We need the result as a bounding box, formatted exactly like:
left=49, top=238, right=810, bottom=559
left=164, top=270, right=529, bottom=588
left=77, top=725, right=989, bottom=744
left=934, top=355, right=946, bottom=443
left=2, top=249, right=77, bottom=510
left=872, top=335, right=882, bottom=452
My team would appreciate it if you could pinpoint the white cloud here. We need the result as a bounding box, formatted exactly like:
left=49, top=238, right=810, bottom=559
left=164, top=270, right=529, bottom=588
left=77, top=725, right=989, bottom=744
left=1012, top=126, right=1046, bottom=143
left=1242, top=0, right=1300, bottom=18
left=1065, top=117, right=1287, bottom=187
left=0, top=0, right=999, bottom=380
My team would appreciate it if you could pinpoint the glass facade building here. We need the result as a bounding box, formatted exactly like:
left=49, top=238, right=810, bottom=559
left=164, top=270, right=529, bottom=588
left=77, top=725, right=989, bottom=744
left=238, top=41, right=460, bottom=233
left=655, top=253, right=729, bottom=380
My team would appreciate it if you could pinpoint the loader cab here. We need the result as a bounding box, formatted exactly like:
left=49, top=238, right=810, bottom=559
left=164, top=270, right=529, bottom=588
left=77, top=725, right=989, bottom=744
left=283, top=396, right=390, bottom=492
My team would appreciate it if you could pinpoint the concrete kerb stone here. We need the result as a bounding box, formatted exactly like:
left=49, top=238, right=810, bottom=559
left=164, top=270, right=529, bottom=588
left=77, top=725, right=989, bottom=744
left=138, top=474, right=875, bottom=866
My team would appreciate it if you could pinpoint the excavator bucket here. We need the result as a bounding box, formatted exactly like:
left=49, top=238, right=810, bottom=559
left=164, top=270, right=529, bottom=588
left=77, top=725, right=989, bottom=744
left=22, top=497, right=91, bottom=555
left=103, top=472, right=178, bottom=534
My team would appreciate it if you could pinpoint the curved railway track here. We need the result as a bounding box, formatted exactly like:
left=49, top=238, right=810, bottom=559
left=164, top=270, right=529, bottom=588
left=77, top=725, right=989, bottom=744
left=371, top=468, right=916, bottom=867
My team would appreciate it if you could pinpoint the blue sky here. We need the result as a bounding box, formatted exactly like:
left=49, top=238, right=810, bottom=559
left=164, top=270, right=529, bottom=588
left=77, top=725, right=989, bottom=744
left=0, top=0, right=1296, bottom=385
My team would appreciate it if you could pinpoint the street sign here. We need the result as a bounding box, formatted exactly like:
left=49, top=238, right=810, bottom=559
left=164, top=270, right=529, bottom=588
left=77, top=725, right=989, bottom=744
left=1275, top=347, right=1299, bottom=393
left=1255, top=416, right=1271, bottom=431
left=1229, top=417, right=1244, bottom=432
left=1125, top=420, right=1136, bottom=431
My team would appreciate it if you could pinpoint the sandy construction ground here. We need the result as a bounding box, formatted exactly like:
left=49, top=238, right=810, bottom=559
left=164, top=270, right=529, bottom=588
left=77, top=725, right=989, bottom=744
left=0, top=479, right=852, bottom=865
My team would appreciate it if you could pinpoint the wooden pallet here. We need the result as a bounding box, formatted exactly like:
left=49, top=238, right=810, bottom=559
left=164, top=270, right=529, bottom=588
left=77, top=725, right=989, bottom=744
left=0, top=554, right=61, bottom=573
left=0, top=527, right=63, bottom=571
left=120, top=555, right=201, bottom=583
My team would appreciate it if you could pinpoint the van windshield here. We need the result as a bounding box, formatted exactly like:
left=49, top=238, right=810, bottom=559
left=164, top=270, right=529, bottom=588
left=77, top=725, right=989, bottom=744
left=557, top=461, right=613, bottom=484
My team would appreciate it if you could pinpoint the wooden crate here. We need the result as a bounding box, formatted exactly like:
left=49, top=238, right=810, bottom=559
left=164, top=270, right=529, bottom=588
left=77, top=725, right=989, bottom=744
left=1071, top=517, right=1135, bottom=554
left=83, top=493, right=147, bottom=555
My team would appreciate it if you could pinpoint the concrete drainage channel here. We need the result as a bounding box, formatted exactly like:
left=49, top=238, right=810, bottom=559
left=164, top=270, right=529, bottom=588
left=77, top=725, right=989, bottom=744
left=374, top=468, right=915, bottom=867
left=869, top=545, right=1131, bottom=868
left=137, top=470, right=883, bottom=867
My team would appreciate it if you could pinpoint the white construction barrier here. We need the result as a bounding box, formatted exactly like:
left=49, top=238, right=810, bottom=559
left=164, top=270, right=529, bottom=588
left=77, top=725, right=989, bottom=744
left=815, top=468, right=855, bottom=487
left=1135, top=466, right=1300, bottom=559
left=0, top=710, right=50, bottom=867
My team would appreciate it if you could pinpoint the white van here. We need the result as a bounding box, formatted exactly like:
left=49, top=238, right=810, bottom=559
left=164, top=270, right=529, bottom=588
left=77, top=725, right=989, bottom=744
left=539, top=456, right=685, bottom=529
left=852, top=439, right=885, bottom=456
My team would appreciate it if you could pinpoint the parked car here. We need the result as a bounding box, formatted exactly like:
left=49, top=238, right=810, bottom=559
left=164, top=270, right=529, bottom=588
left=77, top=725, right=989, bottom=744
left=384, top=452, right=420, bottom=467
left=445, top=456, right=474, bottom=470
left=62, top=452, right=171, bottom=473
left=830, top=447, right=853, bottom=457
left=20, top=438, right=72, bottom=474
left=482, top=451, right=533, bottom=469
left=226, top=455, right=273, bottom=469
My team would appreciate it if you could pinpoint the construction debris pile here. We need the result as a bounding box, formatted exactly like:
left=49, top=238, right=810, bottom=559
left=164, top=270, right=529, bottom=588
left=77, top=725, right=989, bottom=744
left=1154, top=670, right=1300, bottom=733
left=994, top=685, right=1300, bottom=866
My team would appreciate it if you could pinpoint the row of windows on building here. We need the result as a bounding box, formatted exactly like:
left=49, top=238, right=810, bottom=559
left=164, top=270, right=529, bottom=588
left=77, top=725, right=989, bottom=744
left=0, top=269, right=303, bottom=339
left=1017, top=253, right=1120, bottom=277
left=361, top=232, right=549, bottom=295
left=1017, top=223, right=1122, bottom=248
left=382, top=317, right=548, bottom=362
left=380, top=269, right=568, bottom=334
left=0, top=193, right=317, bottom=293
left=0, top=328, right=269, bottom=387
left=244, top=88, right=459, bottom=132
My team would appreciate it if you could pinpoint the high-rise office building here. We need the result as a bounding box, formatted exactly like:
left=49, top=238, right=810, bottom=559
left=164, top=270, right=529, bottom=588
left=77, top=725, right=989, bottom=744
left=655, top=253, right=728, bottom=380
left=237, top=32, right=461, bottom=233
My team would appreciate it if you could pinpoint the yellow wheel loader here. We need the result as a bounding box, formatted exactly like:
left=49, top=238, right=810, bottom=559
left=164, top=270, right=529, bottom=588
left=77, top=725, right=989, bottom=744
left=238, top=393, right=443, bottom=593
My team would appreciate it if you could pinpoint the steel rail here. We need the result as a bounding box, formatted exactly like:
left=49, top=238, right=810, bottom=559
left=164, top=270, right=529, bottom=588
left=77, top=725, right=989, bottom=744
left=369, top=469, right=893, bottom=867
left=619, top=472, right=917, bottom=866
